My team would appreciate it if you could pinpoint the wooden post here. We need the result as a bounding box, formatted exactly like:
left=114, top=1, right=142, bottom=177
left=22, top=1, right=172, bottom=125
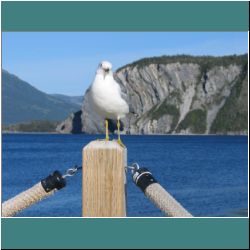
left=82, top=140, right=127, bottom=217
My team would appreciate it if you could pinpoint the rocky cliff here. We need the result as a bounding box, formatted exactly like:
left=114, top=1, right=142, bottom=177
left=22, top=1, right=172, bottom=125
left=57, top=54, right=248, bottom=135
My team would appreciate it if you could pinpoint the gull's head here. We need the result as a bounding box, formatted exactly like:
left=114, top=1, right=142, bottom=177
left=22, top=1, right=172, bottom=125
left=97, top=61, right=113, bottom=79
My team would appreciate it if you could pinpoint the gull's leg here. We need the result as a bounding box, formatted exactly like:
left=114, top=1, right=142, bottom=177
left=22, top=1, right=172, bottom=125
left=105, top=119, right=109, bottom=141
left=117, top=118, right=125, bottom=147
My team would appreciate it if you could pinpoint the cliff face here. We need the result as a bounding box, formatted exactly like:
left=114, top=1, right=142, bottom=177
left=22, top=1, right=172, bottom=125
left=57, top=55, right=248, bottom=135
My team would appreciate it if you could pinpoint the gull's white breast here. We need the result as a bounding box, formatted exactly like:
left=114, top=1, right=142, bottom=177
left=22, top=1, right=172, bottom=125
left=89, top=75, right=129, bottom=120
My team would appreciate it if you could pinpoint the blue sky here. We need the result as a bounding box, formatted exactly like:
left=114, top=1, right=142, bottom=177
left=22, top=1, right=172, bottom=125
left=2, top=32, right=248, bottom=96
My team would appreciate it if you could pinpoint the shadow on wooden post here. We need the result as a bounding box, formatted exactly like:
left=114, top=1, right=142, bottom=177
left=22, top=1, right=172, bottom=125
left=82, top=140, right=127, bottom=217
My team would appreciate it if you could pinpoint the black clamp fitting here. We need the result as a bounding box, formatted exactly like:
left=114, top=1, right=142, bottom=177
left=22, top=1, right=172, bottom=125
left=132, top=168, right=157, bottom=193
left=41, top=171, right=66, bottom=193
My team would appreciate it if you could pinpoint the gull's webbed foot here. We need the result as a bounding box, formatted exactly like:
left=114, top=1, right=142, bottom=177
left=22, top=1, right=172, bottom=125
left=117, top=138, right=126, bottom=148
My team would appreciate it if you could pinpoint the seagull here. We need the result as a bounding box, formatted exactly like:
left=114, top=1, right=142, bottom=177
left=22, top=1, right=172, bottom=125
left=89, top=61, right=129, bottom=146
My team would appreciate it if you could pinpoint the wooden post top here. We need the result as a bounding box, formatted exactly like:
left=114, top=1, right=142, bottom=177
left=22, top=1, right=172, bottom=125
left=84, top=140, right=126, bottom=150
left=82, top=139, right=127, bottom=217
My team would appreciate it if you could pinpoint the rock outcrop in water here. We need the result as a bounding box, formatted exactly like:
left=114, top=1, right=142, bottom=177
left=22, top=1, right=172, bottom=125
left=57, top=54, right=248, bottom=135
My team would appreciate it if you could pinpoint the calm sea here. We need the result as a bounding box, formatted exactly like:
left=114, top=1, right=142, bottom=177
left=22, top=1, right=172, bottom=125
left=2, top=134, right=248, bottom=217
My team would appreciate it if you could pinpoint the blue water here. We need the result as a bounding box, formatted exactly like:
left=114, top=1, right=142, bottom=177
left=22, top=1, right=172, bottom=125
left=2, top=134, right=248, bottom=217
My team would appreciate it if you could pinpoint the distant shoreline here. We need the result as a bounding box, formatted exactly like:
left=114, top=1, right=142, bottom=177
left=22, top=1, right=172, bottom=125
left=2, top=131, right=248, bottom=136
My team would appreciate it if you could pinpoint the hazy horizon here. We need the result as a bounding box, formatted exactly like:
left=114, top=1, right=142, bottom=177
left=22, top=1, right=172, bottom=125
left=2, top=32, right=248, bottom=96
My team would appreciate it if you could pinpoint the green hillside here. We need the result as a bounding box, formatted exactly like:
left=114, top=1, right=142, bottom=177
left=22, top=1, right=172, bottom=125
left=51, top=94, right=83, bottom=106
left=2, top=70, right=81, bottom=125
left=117, top=54, right=248, bottom=72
